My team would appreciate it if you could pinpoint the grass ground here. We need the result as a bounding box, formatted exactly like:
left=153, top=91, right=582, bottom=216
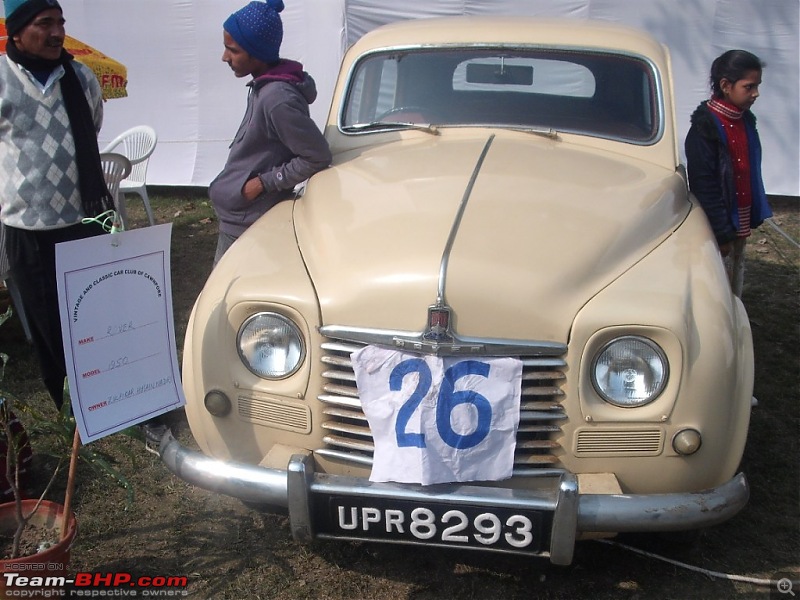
left=0, top=191, right=797, bottom=599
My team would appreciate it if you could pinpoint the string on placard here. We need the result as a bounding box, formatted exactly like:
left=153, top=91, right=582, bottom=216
left=82, top=210, right=123, bottom=245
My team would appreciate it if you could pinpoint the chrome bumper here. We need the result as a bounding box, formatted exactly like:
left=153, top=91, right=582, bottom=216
left=159, top=431, right=749, bottom=565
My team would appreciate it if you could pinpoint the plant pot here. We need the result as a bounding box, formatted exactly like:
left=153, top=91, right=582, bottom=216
left=0, top=499, right=78, bottom=596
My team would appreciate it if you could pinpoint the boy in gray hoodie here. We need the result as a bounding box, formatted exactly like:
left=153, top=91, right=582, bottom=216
left=211, top=0, right=331, bottom=264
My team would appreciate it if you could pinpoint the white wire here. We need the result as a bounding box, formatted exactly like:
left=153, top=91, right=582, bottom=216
left=766, top=217, right=800, bottom=249
left=595, top=538, right=799, bottom=588
left=82, top=209, right=123, bottom=233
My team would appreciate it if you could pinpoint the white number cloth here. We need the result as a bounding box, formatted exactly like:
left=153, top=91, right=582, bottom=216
left=351, top=345, right=522, bottom=485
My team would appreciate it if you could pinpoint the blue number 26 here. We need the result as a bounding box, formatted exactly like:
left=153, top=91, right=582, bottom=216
left=390, top=358, right=492, bottom=450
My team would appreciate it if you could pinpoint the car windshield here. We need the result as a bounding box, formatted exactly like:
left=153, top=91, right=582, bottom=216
left=341, top=47, right=660, bottom=143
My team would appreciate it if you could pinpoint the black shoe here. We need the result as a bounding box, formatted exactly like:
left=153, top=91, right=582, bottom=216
left=140, top=421, right=169, bottom=448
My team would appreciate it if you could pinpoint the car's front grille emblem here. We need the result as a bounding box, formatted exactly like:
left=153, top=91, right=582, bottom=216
left=423, top=304, right=452, bottom=342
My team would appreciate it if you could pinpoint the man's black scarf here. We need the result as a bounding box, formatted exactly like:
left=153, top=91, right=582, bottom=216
left=5, top=39, right=113, bottom=218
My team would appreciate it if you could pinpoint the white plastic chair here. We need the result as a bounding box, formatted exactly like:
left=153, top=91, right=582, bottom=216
left=100, top=152, right=132, bottom=229
left=100, top=125, right=158, bottom=226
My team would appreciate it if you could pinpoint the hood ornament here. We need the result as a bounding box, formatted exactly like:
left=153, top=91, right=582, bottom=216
left=422, top=303, right=454, bottom=342
left=390, top=300, right=483, bottom=355
left=404, top=135, right=496, bottom=354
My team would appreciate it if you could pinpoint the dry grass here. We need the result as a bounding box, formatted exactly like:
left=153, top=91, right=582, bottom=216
left=1, top=192, right=797, bottom=599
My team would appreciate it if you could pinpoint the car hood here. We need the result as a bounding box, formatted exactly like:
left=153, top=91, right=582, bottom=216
left=293, top=132, right=689, bottom=342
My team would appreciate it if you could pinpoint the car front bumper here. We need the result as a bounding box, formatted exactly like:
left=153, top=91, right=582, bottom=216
left=159, top=430, right=749, bottom=565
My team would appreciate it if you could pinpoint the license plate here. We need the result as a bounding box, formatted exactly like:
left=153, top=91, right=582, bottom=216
left=314, top=495, right=551, bottom=554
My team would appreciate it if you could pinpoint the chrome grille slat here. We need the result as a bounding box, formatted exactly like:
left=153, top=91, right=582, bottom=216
left=320, top=354, right=352, bottom=367
left=521, top=357, right=567, bottom=367
left=323, top=434, right=375, bottom=453
left=316, top=448, right=374, bottom=466
left=322, top=369, right=357, bottom=383
left=523, top=371, right=566, bottom=381
left=322, top=383, right=360, bottom=398
left=321, top=341, right=362, bottom=354
left=517, top=424, right=562, bottom=433
left=520, top=401, right=563, bottom=410
left=515, top=439, right=561, bottom=449
left=317, top=331, right=567, bottom=471
left=322, top=407, right=369, bottom=422
left=321, top=421, right=373, bottom=438
left=513, top=467, right=567, bottom=476
left=514, top=454, right=561, bottom=465
left=519, top=411, right=567, bottom=422
left=319, top=395, right=362, bottom=409
left=522, top=386, right=564, bottom=396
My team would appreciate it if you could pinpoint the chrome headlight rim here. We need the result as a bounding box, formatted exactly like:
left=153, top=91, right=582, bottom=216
left=590, top=335, right=669, bottom=408
left=236, top=312, right=306, bottom=380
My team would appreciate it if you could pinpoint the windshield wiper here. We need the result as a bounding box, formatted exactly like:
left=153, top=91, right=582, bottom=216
left=344, top=121, right=440, bottom=135
left=507, top=126, right=559, bottom=139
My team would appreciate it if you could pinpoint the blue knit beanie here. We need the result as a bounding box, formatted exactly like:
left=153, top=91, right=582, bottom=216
left=224, top=0, right=284, bottom=65
left=4, top=0, right=61, bottom=36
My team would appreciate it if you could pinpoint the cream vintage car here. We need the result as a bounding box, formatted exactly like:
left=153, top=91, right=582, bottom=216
left=161, top=17, right=753, bottom=564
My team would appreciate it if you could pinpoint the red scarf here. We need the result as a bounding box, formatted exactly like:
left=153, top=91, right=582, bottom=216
left=708, top=98, right=752, bottom=237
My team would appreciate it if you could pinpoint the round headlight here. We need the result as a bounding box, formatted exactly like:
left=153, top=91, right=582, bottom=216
left=591, top=336, right=668, bottom=407
left=237, top=313, right=305, bottom=379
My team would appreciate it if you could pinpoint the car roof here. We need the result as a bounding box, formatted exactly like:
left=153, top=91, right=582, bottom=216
left=332, top=16, right=679, bottom=170
left=348, top=16, right=668, bottom=63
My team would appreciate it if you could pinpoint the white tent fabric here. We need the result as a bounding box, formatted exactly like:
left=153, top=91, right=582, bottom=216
left=2, top=0, right=798, bottom=195
left=48, top=0, right=346, bottom=188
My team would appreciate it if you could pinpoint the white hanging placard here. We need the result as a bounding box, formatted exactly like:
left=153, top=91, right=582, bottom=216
left=56, top=224, right=185, bottom=443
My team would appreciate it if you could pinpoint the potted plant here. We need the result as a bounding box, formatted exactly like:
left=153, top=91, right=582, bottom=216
left=0, top=305, right=133, bottom=593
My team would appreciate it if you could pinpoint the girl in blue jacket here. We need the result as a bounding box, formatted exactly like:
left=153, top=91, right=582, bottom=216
left=685, top=50, right=772, bottom=297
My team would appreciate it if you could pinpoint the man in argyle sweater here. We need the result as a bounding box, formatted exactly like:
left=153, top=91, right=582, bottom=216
left=0, top=0, right=112, bottom=408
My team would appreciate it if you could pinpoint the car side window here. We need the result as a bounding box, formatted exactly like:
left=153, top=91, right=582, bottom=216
left=344, top=56, right=399, bottom=124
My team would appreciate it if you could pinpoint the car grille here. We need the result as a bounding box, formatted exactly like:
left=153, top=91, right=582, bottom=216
left=316, top=335, right=568, bottom=475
